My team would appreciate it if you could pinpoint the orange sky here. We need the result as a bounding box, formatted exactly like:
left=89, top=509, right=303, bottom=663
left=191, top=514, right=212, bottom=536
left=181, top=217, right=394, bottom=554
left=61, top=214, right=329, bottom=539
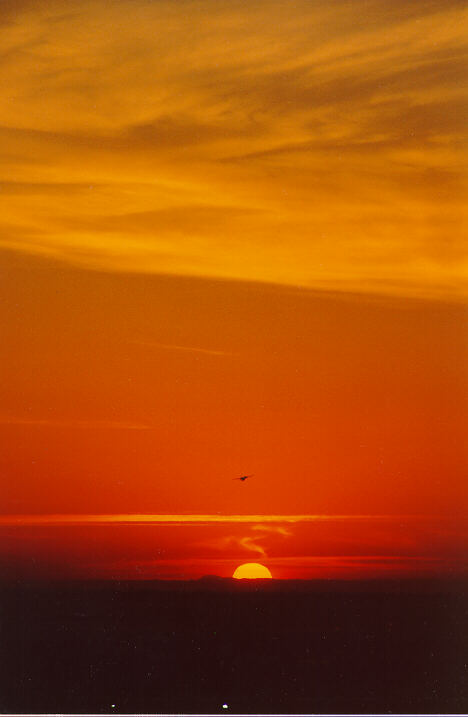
left=0, top=0, right=467, bottom=579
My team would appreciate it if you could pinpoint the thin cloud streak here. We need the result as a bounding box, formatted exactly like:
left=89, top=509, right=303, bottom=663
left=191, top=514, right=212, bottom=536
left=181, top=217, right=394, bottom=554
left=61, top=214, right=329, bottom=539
left=134, top=341, right=230, bottom=356
left=0, top=513, right=442, bottom=526
left=0, top=417, right=152, bottom=430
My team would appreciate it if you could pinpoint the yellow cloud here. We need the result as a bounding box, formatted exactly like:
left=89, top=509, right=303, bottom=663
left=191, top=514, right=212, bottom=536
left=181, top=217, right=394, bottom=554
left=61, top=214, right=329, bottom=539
left=0, top=0, right=466, bottom=298
left=0, top=513, right=439, bottom=526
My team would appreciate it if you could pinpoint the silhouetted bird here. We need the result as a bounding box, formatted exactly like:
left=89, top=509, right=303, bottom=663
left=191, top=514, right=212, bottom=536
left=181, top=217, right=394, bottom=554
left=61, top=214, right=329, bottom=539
left=234, top=474, right=253, bottom=482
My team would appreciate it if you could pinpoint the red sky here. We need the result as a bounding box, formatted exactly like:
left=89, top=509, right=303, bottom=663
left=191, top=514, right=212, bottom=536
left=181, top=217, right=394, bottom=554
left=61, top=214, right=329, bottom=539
left=1, top=251, right=467, bottom=579
left=0, top=0, right=467, bottom=579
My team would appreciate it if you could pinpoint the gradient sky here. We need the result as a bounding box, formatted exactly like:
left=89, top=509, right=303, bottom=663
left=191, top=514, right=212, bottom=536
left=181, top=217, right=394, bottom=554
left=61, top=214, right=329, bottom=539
left=1, top=0, right=467, bottom=579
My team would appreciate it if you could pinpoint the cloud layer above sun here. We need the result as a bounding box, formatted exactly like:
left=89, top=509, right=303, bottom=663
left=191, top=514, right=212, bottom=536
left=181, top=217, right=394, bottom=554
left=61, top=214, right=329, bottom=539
left=1, top=0, right=467, bottom=298
left=1, top=513, right=467, bottom=580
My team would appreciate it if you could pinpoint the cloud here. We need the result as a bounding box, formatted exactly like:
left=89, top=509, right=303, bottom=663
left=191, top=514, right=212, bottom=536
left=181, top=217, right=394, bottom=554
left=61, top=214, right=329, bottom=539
left=210, top=535, right=267, bottom=557
left=0, top=513, right=439, bottom=527
left=2, top=510, right=466, bottom=579
left=0, top=0, right=466, bottom=298
left=252, top=524, right=292, bottom=537
left=0, top=417, right=152, bottom=429
left=201, top=524, right=292, bottom=558
left=133, top=341, right=230, bottom=356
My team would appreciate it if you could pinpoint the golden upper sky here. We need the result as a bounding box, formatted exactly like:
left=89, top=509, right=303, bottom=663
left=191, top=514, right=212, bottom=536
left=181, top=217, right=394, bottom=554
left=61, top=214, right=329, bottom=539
left=1, top=0, right=467, bottom=298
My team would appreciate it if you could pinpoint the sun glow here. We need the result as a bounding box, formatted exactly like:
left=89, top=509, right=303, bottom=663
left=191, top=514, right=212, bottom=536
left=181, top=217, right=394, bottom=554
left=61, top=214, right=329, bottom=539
left=232, top=563, right=273, bottom=579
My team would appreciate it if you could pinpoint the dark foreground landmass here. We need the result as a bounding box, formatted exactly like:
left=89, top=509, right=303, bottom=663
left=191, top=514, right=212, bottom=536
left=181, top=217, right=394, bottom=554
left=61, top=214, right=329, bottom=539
left=1, top=577, right=467, bottom=714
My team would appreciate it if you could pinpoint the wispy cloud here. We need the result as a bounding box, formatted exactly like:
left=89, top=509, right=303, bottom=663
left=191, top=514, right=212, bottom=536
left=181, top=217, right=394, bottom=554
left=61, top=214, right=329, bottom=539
left=0, top=417, right=152, bottom=430
left=0, top=0, right=466, bottom=299
left=133, top=341, right=230, bottom=356
left=200, top=524, right=293, bottom=557
left=0, top=513, right=439, bottom=527
left=206, top=535, right=267, bottom=557
left=252, top=524, right=293, bottom=538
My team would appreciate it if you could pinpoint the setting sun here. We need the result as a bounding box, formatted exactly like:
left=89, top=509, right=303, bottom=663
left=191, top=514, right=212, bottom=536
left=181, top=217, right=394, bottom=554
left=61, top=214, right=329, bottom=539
left=232, top=563, right=273, bottom=579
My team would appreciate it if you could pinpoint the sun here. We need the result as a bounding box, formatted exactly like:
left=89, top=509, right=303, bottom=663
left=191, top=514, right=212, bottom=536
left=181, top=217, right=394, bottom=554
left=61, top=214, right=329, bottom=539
left=232, top=563, right=273, bottom=579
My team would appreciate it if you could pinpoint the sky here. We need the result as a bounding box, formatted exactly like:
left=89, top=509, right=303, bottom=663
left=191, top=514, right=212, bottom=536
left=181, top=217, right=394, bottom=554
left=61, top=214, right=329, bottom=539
left=1, top=0, right=467, bottom=580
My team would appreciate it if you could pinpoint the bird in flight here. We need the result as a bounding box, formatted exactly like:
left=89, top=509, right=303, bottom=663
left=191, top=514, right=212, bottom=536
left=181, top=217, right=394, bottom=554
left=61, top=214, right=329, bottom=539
left=234, top=474, right=253, bottom=482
